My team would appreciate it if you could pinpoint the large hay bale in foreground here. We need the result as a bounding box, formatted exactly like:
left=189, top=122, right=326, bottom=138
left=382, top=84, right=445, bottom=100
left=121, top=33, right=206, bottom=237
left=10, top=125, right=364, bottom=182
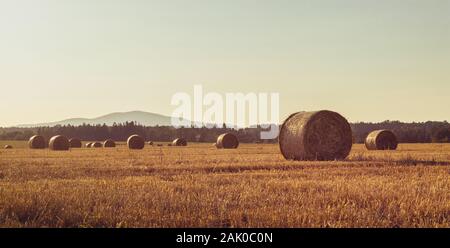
left=172, top=138, right=187, bottom=146
left=69, top=138, right=82, bottom=148
left=4, top=145, right=12, bottom=149
left=29, top=135, right=46, bottom=149
left=49, top=135, right=70, bottom=151
left=279, top=110, right=353, bottom=161
left=216, top=133, right=239, bottom=149
left=103, top=139, right=116, bottom=148
left=127, top=135, right=145, bottom=150
left=91, top=142, right=102, bottom=148
left=365, top=130, right=398, bottom=150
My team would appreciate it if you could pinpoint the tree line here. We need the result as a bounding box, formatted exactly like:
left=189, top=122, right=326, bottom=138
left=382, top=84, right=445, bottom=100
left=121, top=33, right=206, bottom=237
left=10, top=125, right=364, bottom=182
left=0, top=121, right=449, bottom=143
left=351, top=121, right=450, bottom=143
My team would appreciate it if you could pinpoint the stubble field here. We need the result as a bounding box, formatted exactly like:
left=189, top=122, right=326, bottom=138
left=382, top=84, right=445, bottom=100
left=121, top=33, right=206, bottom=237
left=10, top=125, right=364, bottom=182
left=0, top=142, right=449, bottom=227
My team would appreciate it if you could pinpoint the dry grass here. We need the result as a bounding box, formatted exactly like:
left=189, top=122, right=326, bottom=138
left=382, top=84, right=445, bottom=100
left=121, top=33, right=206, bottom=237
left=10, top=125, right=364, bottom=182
left=0, top=142, right=449, bottom=228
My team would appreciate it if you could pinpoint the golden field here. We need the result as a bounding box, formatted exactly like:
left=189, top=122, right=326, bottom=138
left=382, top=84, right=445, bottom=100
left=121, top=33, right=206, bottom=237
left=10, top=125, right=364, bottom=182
left=0, top=142, right=449, bottom=228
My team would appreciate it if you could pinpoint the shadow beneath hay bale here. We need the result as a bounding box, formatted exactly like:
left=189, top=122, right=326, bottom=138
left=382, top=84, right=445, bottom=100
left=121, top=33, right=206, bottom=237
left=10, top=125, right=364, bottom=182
left=391, top=157, right=450, bottom=166
left=348, top=153, right=450, bottom=166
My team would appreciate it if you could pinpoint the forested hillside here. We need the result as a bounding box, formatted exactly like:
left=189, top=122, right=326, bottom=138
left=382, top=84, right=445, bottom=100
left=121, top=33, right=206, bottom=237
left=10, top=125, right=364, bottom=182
left=1, top=121, right=449, bottom=143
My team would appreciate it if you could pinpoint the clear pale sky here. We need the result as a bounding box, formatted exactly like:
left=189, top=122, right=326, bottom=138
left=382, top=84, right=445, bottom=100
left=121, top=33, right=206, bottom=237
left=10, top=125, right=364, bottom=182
left=0, top=0, right=449, bottom=127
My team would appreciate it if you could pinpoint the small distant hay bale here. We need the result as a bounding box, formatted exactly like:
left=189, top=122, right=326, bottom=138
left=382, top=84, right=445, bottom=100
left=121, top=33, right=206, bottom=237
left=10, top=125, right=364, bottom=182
left=127, top=135, right=145, bottom=150
left=69, top=138, right=82, bottom=148
left=156, top=144, right=163, bottom=147
left=91, top=142, right=102, bottom=148
left=4, top=145, right=13, bottom=149
left=49, top=135, right=70, bottom=151
left=167, top=143, right=172, bottom=147
left=172, top=138, right=187, bottom=146
left=29, top=135, right=46, bottom=149
left=148, top=141, right=154, bottom=146
left=85, top=142, right=93, bottom=148
left=279, top=110, right=353, bottom=161
left=103, top=139, right=116, bottom=148
left=365, top=130, right=398, bottom=150
left=216, top=133, right=239, bottom=149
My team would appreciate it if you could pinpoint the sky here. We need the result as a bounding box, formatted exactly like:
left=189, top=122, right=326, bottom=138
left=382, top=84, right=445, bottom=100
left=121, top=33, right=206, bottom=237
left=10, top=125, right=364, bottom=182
left=0, top=0, right=449, bottom=127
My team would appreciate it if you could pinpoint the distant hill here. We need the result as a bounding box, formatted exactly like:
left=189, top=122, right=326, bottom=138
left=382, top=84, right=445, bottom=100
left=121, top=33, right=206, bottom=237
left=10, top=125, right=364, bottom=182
left=15, top=111, right=175, bottom=127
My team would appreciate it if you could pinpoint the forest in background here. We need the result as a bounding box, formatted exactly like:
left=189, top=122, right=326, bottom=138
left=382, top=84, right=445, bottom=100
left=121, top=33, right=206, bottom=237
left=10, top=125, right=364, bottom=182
left=0, top=121, right=449, bottom=143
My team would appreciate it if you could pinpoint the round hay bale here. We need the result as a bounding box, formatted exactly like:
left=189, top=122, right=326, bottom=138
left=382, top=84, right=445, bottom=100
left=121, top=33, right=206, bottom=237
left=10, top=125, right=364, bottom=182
left=85, top=142, right=93, bottom=148
left=279, top=110, right=353, bottom=161
left=127, top=135, right=145, bottom=150
left=365, top=130, right=398, bottom=150
left=4, top=145, right=13, bottom=149
left=156, top=144, right=163, bottom=147
left=69, top=138, right=82, bottom=148
left=91, top=142, right=102, bottom=148
left=49, top=135, right=70, bottom=151
left=29, top=135, right=46, bottom=149
left=216, top=133, right=239, bottom=149
left=103, top=139, right=116, bottom=148
left=172, top=138, right=187, bottom=147
left=148, top=141, right=154, bottom=146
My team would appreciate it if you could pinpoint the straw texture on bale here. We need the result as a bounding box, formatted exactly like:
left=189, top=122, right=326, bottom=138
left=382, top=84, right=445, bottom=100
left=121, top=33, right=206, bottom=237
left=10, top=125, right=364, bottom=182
left=91, top=142, right=102, bottom=148
left=172, top=138, right=187, bottom=146
left=69, top=138, right=82, bottom=148
left=29, top=135, right=46, bottom=149
left=103, top=139, right=116, bottom=148
left=279, top=110, right=353, bottom=161
left=365, top=130, right=398, bottom=150
left=49, top=135, right=70, bottom=151
left=127, top=135, right=145, bottom=150
left=4, top=145, right=12, bottom=149
left=216, top=133, right=239, bottom=149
